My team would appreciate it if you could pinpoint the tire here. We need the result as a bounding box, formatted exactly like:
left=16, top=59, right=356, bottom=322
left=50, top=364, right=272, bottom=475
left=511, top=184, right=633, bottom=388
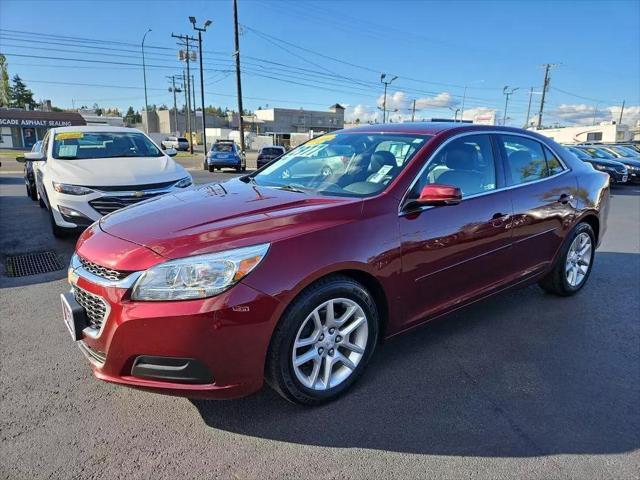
left=49, top=208, right=71, bottom=239
left=39, top=194, right=46, bottom=208
left=208, top=165, right=214, bottom=173
left=236, top=166, right=242, bottom=173
left=539, top=222, right=595, bottom=296
left=265, top=275, right=379, bottom=405
left=29, top=184, right=38, bottom=201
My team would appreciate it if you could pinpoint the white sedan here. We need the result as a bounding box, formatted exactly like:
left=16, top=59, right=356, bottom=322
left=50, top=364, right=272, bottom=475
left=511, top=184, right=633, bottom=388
left=22, top=126, right=192, bottom=237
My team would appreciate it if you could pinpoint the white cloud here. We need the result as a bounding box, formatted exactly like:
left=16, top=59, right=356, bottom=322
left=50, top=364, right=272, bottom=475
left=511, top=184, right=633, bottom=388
left=344, top=103, right=379, bottom=123
left=552, top=103, right=640, bottom=126
left=375, top=90, right=459, bottom=113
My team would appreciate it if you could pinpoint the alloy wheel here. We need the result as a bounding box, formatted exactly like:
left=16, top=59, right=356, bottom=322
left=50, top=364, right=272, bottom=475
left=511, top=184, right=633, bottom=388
left=565, top=232, right=592, bottom=287
left=291, top=298, right=368, bottom=390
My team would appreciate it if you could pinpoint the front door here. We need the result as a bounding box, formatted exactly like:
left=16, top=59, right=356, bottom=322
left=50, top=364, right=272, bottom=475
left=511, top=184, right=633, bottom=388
left=398, top=133, right=514, bottom=330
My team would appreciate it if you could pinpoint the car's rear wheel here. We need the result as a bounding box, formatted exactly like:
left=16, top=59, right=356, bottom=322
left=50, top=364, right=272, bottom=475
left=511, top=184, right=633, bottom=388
left=208, top=165, right=214, bottom=172
left=266, top=275, right=379, bottom=405
left=539, top=222, right=595, bottom=296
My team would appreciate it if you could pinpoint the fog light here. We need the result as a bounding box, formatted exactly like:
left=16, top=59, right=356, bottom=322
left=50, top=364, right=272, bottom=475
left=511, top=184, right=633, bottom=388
left=58, top=206, right=93, bottom=226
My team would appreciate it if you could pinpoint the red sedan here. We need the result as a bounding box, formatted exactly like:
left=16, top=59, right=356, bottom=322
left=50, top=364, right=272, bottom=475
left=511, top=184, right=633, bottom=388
left=62, top=123, right=610, bottom=405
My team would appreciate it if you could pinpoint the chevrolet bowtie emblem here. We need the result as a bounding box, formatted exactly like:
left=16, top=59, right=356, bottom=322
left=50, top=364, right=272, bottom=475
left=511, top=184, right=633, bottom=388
left=132, top=191, right=144, bottom=198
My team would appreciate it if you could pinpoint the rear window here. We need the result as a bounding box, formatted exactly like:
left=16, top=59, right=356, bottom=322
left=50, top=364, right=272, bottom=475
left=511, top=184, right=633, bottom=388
left=261, top=147, right=284, bottom=155
left=177, top=137, right=188, bottom=142
left=213, top=143, right=234, bottom=152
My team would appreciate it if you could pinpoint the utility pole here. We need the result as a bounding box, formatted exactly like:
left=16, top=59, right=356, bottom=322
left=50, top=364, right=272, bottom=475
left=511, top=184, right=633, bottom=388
left=183, top=70, right=191, bottom=145
left=592, top=103, right=599, bottom=126
left=502, top=86, right=519, bottom=126
left=411, top=99, right=416, bottom=122
left=233, top=0, right=246, bottom=164
left=525, top=87, right=534, bottom=128
left=191, top=74, right=198, bottom=142
left=167, top=76, right=182, bottom=135
left=173, top=32, right=197, bottom=153
left=537, top=63, right=558, bottom=129
left=190, top=17, right=212, bottom=158
left=141, top=28, right=152, bottom=133
left=618, top=100, right=625, bottom=124
left=380, top=73, right=398, bottom=123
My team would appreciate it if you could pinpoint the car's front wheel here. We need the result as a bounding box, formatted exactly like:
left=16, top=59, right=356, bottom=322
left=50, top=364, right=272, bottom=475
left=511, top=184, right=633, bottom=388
left=539, top=222, right=595, bottom=296
left=266, top=275, right=379, bottom=405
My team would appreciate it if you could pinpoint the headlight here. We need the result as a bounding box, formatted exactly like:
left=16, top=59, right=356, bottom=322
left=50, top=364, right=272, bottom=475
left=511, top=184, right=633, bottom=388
left=174, top=176, right=192, bottom=188
left=131, top=243, right=270, bottom=301
left=593, top=164, right=607, bottom=171
left=53, top=182, right=95, bottom=195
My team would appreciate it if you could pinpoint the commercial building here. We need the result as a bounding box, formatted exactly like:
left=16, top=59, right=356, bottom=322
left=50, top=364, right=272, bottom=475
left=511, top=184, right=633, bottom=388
left=142, top=109, right=228, bottom=138
left=0, top=108, right=86, bottom=149
left=532, top=121, right=634, bottom=144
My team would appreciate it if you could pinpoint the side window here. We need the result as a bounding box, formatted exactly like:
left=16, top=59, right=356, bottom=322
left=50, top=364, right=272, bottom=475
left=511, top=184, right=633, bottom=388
left=414, top=134, right=497, bottom=197
left=544, top=146, right=564, bottom=175
left=500, top=135, right=548, bottom=185
left=41, top=132, right=50, bottom=156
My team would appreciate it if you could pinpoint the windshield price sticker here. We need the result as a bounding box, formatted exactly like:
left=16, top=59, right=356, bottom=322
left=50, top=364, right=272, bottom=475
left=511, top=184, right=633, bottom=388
left=55, top=132, right=84, bottom=141
left=296, top=144, right=328, bottom=157
left=306, top=134, right=336, bottom=146
left=369, top=164, right=393, bottom=183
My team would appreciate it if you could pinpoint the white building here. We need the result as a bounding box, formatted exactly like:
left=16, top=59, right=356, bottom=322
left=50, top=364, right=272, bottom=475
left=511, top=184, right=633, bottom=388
left=531, top=121, right=633, bottom=144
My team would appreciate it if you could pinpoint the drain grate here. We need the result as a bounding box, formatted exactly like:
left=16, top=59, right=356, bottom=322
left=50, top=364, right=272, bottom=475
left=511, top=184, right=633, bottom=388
left=5, top=251, right=65, bottom=277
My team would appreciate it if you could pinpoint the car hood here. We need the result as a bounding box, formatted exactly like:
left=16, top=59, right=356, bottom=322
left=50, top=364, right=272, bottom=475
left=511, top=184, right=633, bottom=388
left=617, top=157, right=640, bottom=167
left=586, top=158, right=627, bottom=168
left=99, top=178, right=362, bottom=260
left=50, top=155, right=188, bottom=186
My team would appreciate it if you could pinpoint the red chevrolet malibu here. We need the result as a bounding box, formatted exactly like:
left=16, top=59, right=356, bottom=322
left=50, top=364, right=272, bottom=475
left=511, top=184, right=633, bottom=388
left=62, top=123, right=609, bottom=405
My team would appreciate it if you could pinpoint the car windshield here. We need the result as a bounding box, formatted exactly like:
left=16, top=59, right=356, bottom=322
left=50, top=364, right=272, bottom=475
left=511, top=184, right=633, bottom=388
left=262, top=147, right=284, bottom=155
left=213, top=143, right=234, bottom=152
left=581, top=147, right=614, bottom=159
left=249, top=133, right=430, bottom=197
left=52, top=131, right=162, bottom=160
left=565, top=146, right=590, bottom=160
left=610, top=146, right=636, bottom=157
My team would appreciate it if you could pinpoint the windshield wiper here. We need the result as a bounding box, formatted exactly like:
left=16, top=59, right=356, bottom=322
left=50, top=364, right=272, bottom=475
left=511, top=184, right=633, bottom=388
left=275, top=184, right=308, bottom=194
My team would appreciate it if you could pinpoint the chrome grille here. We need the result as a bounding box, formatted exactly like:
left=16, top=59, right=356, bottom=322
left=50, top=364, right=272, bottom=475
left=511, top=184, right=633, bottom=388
left=78, top=256, right=128, bottom=281
left=73, top=286, right=108, bottom=331
left=89, top=192, right=163, bottom=215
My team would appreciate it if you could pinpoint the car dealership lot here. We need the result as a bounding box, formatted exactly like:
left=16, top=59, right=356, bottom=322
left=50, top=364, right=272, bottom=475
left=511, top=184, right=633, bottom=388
left=1, top=165, right=639, bottom=479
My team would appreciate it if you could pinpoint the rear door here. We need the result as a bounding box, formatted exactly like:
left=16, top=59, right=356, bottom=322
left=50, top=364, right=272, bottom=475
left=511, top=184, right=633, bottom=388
left=398, top=133, right=514, bottom=329
left=497, top=134, right=577, bottom=279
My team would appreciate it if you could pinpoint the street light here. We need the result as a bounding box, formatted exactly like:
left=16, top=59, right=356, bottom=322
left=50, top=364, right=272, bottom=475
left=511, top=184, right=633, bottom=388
left=141, top=28, right=152, bottom=133
left=190, top=16, right=212, bottom=158
left=380, top=73, right=398, bottom=123
left=502, top=86, right=519, bottom=126
left=448, top=107, right=461, bottom=122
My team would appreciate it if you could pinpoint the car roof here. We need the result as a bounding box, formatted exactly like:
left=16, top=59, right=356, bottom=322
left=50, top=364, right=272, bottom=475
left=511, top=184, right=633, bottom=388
left=336, top=122, right=541, bottom=137
left=51, top=125, right=141, bottom=134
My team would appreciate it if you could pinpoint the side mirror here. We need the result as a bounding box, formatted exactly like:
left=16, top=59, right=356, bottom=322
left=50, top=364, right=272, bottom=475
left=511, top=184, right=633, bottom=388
left=16, top=156, right=26, bottom=163
left=24, top=152, right=45, bottom=161
left=165, top=148, right=178, bottom=157
left=406, top=184, right=462, bottom=209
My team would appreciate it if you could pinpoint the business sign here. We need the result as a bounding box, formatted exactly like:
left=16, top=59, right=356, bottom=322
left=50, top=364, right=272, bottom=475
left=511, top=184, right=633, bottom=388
left=0, top=118, right=75, bottom=127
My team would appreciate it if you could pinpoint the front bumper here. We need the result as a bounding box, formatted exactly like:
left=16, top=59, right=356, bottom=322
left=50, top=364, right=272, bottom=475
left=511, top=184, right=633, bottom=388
left=66, top=255, right=281, bottom=398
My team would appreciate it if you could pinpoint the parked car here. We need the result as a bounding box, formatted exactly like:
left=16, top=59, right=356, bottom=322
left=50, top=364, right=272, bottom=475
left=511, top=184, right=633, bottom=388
left=63, top=123, right=609, bottom=405
left=19, top=126, right=192, bottom=238
left=256, top=145, right=287, bottom=168
left=205, top=140, right=246, bottom=172
left=162, top=136, right=190, bottom=151
left=21, top=140, right=43, bottom=201
left=564, top=146, right=628, bottom=184
left=577, top=145, right=640, bottom=183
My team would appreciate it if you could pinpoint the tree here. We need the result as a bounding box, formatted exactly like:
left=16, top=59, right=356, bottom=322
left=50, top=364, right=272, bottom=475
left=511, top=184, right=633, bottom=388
left=0, top=54, right=9, bottom=107
left=92, top=103, right=103, bottom=116
left=124, top=106, right=141, bottom=124
left=9, top=75, right=36, bottom=109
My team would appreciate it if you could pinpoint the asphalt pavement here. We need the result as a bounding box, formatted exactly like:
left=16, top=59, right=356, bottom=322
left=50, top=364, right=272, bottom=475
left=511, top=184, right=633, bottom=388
left=0, top=164, right=639, bottom=479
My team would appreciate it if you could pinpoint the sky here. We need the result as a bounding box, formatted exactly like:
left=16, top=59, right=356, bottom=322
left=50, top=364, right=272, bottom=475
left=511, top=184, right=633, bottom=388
left=1, top=0, right=639, bottom=127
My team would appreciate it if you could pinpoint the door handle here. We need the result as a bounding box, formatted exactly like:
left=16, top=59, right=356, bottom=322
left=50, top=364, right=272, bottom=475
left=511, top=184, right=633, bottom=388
left=491, top=212, right=510, bottom=228
left=558, top=193, right=574, bottom=204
